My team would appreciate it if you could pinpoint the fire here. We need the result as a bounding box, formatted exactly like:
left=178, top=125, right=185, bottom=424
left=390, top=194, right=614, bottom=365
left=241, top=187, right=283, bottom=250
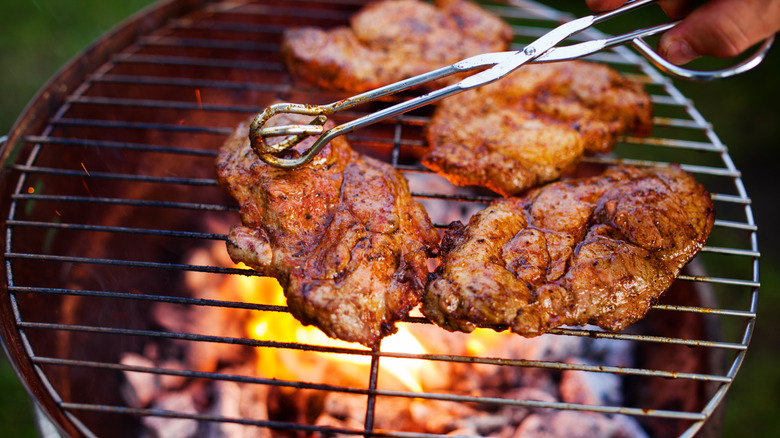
left=465, top=327, right=514, bottom=357
left=229, top=267, right=430, bottom=392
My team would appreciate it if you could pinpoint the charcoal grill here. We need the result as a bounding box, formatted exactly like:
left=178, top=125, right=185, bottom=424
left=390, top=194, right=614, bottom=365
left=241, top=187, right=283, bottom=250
left=0, top=0, right=760, bottom=437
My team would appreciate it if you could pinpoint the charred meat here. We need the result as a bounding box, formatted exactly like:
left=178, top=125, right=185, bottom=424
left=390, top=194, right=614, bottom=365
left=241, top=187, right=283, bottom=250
left=281, top=0, right=513, bottom=92
left=421, top=165, right=714, bottom=336
left=422, top=61, right=653, bottom=196
left=216, top=114, right=440, bottom=348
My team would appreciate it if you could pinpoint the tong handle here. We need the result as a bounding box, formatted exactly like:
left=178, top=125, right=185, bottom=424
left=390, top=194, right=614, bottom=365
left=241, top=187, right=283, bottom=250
left=632, top=35, right=775, bottom=81
left=577, top=0, right=775, bottom=80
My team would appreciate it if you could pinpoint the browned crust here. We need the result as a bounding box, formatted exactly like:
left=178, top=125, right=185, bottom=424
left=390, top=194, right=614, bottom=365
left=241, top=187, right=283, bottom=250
left=421, top=165, right=715, bottom=337
left=281, top=0, right=513, bottom=92
left=423, top=61, right=654, bottom=196
left=216, top=115, right=440, bottom=347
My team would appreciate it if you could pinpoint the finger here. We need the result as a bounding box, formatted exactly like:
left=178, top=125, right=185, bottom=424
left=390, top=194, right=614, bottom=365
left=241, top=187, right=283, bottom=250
left=656, top=0, right=693, bottom=19
left=587, top=0, right=690, bottom=15
left=658, top=0, right=780, bottom=64
left=585, top=0, right=627, bottom=12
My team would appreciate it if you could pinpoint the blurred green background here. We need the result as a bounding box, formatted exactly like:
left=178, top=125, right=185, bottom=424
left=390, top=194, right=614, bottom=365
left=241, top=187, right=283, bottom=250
left=0, top=1, right=777, bottom=437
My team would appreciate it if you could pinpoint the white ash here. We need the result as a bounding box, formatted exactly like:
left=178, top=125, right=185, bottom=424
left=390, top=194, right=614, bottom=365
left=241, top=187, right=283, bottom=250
left=578, top=327, right=636, bottom=369
left=201, top=371, right=271, bottom=438
left=560, top=358, right=623, bottom=406
left=513, top=411, right=649, bottom=438
left=152, top=244, right=253, bottom=374
left=120, top=353, right=159, bottom=409
left=158, top=359, right=189, bottom=391
left=142, top=391, right=199, bottom=438
left=443, top=388, right=558, bottom=437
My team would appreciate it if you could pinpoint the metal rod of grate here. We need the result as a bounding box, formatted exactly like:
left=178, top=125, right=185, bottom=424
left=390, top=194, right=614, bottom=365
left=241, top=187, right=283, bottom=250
left=2, top=1, right=760, bottom=437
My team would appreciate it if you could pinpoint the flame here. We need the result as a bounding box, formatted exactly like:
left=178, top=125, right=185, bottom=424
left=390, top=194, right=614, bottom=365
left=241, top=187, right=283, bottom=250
left=230, top=267, right=430, bottom=392
left=465, top=327, right=514, bottom=356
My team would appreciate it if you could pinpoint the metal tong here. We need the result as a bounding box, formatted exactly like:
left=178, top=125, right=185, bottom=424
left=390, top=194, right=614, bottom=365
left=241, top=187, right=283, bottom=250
left=250, top=0, right=775, bottom=169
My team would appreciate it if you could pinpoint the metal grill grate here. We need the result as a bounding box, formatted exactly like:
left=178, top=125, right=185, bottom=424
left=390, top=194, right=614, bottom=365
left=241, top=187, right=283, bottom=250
left=0, top=1, right=760, bottom=437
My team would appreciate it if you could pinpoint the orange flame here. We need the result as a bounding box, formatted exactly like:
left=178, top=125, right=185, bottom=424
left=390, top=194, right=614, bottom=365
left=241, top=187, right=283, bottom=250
left=230, top=267, right=430, bottom=392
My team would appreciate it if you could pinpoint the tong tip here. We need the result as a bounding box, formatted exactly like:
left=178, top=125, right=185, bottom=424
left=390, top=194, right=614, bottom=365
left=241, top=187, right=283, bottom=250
left=248, top=104, right=330, bottom=167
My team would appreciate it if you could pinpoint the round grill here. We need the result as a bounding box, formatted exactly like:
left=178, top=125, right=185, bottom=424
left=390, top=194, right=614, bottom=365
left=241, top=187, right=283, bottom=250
left=0, top=1, right=760, bottom=437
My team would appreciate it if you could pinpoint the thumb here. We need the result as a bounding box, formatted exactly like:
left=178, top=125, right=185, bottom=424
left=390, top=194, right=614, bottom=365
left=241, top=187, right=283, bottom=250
left=584, top=0, right=627, bottom=11
left=658, top=0, right=780, bottom=65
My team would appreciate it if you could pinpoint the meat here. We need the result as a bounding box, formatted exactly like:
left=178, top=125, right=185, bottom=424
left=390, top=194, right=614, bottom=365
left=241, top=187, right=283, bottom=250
left=281, top=0, right=513, bottom=92
left=421, top=165, right=714, bottom=336
left=422, top=61, right=653, bottom=196
left=216, top=114, right=440, bottom=348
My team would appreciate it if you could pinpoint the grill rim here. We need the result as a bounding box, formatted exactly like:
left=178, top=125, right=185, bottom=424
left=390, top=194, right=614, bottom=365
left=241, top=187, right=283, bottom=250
left=0, top=0, right=760, bottom=437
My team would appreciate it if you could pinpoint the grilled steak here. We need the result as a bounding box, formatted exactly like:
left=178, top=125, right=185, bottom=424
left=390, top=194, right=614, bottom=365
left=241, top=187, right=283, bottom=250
left=216, top=115, right=439, bottom=348
left=423, top=61, right=653, bottom=196
left=281, top=0, right=513, bottom=92
left=421, top=165, right=714, bottom=336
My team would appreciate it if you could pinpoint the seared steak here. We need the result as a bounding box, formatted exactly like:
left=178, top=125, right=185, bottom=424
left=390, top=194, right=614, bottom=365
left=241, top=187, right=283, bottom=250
left=422, top=165, right=714, bottom=336
left=216, top=114, right=439, bottom=348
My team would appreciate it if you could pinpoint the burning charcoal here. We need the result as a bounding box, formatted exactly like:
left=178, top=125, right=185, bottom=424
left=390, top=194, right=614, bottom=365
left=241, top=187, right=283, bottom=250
left=513, top=411, right=649, bottom=438
left=158, top=359, right=189, bottom=390
left=152, top=301, right=190, bottom=336
left=267, top=386, right=326, bottom=432
left=374, top=397, right=424, bottom=432
left=313, top=412, right=364, bottom=437
left=152, top=245, right=255, bottom=373
left=513, top=334, right=586, bottom=363
left=497, top=387, right=558, bottom=422
left=456, top=412, right=515, bottom=436
left=445, top=428, right=476, bottom=436
left=320, top=394, right=425, bottom=433
left=313, top=393, right=375, bottom=437
left=120, top=353, right=159, bottom=408
left=142, top=391, right=199, bottom=438
left=320, top=392, right=366, bottom=424
left=559, top=359, right=623, bottom=406
left=463, top=333, right=586, bottom=389
left=466, top=356, right=558, bottom=398
left=187, top=336, right=247, bottom=374
left=408, top=399, right=478, bottom=433
left=207, top=376, right=272, bottom=438
left=582, top=333, right=636, bottom=368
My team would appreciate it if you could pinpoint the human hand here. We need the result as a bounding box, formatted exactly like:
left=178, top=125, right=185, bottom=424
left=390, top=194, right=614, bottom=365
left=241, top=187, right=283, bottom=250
left=585, top=0, right=780, bottom=65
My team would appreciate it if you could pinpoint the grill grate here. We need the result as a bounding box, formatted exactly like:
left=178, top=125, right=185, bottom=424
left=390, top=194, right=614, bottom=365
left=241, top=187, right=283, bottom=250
left=1, top=1, right=760, bottom=437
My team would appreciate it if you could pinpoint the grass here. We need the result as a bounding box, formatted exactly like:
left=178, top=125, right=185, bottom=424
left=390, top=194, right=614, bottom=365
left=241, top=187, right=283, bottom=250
left=0, top=358, right=37, bottom=437
left=1, top=0, right=158, bottom=135
left=1, top=1, right=778, bottom=437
